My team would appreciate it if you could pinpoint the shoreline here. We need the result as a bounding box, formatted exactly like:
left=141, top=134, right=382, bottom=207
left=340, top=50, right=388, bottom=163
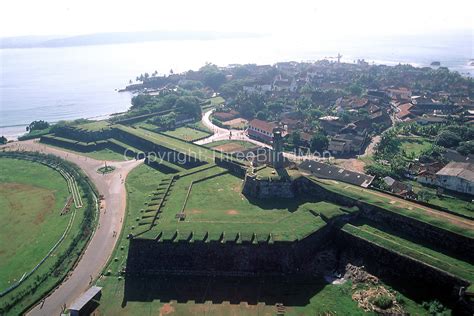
left=0, top=111, right=128, bottom=141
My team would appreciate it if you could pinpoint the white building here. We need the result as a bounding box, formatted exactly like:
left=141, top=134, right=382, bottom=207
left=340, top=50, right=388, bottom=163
left=435, top=162, right=474, bottom=196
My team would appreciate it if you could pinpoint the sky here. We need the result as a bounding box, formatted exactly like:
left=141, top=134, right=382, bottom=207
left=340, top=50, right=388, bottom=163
left=0, top=0, right=473, bottom=38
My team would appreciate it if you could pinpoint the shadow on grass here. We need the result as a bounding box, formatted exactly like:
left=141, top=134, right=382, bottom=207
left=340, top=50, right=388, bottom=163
left=246, top=195, right=322, bottom=213
left=121, top=274, right=327, bottom=307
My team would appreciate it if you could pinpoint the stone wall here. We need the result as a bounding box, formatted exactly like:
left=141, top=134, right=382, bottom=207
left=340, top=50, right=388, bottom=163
left=295, top=177, right=474, bottom=263
left=242, top=174, right=295, bottom=199
left=126, top=225, right=333, bottom=276
left=214, top=157, right=247, bottom=178
left=337, top=229, right=470, bottom=306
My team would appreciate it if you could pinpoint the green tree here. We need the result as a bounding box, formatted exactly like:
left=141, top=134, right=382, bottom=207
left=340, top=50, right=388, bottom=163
left=310, top=132, right=329, bottom=152
left=27, top=120, right=50, bottom=132
left=256, top=111, right=268, bottom=120
left=0, top=136, right=7, bottom=144
left=436, top=130, right=461, bottom=148
left=175, top=96, right=202, bottom=119
left=289, top=130, right=301, bottom=147
left=457, top=140, right=474, bottom=155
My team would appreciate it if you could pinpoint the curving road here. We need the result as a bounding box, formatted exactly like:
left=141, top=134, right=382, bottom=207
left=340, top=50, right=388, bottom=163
left=195, top=110, right=314, bottom=162
left=1, top=140, right=142, bottom=316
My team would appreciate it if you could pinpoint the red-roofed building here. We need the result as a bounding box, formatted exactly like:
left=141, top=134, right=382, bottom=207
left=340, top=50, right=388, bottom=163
left=396, top=103, right=415, bottom=121
left=247, top=119, right=278, bottom=143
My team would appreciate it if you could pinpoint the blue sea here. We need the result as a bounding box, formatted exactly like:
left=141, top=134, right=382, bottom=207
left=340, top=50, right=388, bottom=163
left=0, top=32, right=472, bottom=139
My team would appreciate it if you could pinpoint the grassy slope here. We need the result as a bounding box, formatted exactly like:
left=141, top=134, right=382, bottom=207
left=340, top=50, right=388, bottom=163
left=342, top=222, right=474, bottom=282
left=0, top=158, right=70, bottom=289
left=314, top=178, right=474, bottom=238
left=408, top=180, right=474, bottom=219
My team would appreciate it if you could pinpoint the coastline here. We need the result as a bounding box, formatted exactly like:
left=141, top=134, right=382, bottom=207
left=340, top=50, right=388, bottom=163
left=0, top=110, right=128, bottom=141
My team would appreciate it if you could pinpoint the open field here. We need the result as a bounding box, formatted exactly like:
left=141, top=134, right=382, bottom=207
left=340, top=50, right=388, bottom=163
left=186, top=121, right=212, bottom=133
left=116, top=125, right=217, bottom=163
left=399, top=137, right=432, bottom=157
left=223, top=117, right=248, bottom=129
left=163, top=126, right=211, bottom=141
left=206, top=140, right=257, bottom=152
left=0, top=156, right=92, bottom=315
left=0, top=158, right=70, bottom=290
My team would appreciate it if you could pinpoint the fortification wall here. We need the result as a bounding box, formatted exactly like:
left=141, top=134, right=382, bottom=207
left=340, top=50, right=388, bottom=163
left=242, top=174, right=295, bottom=199
left=295, top=177, right=474, bottom=263
left=214, top=157, right=247, bottom=178
left=112, top=128, right=206, bottom=169
left=126, top=225, right=333, bottom=276
left=336, top=229, right=470, bottom=305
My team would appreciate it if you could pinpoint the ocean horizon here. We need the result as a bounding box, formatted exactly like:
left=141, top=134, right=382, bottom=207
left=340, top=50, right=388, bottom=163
left=1, top=32, right=472, bottom=139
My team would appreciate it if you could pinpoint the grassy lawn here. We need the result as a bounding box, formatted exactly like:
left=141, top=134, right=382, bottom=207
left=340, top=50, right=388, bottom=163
left=75, top=120, right=112, bottom=132
left=136, top=169, right=333, bottom=242
left=206, top=140, right=257, bottom=152
left=0, top=158, right=70, bottom=290
left=0, top=157, right=92, bottom=315
left=163, top=126, right=211, bottom=142
left=343, top=222, right=474, bottom=283
left=399, top=137, right=432, bottom=157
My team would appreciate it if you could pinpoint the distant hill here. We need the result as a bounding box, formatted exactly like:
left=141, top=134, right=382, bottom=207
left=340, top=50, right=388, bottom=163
left=0, top=31, right=263, bottom=49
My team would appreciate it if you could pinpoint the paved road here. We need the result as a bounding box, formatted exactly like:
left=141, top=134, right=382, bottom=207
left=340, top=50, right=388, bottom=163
left=2, top=140, right=142, bottom=316
left=195, top=110, right=314, bottom=162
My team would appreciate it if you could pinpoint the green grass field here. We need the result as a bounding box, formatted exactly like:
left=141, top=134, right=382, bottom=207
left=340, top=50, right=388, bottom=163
left=0, top=158, right=70, bottom=290
left=205, top=140, right=257, bottom=151
left=0, top=157, right=93, bottom=315
left=134, top=167, right=335, bottom=242
left=74, top=120, right=112, bottom=132
left=399, top=137, right=432, bottom=157
left=163, top=126, right=211, bottom=141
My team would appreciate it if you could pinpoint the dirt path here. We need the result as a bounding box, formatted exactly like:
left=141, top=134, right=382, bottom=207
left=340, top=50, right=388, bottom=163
left=1, top=140, right=143, bottom=316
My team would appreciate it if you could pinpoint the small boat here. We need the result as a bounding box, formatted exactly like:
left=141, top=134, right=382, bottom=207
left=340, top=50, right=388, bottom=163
left=430, top=61, right=441, bottom=66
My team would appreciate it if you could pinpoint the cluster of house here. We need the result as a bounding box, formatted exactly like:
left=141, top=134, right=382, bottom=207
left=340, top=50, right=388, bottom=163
left=384, top=150, right=474, bottom=197
left=392, top=89, right=474, bottom=125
